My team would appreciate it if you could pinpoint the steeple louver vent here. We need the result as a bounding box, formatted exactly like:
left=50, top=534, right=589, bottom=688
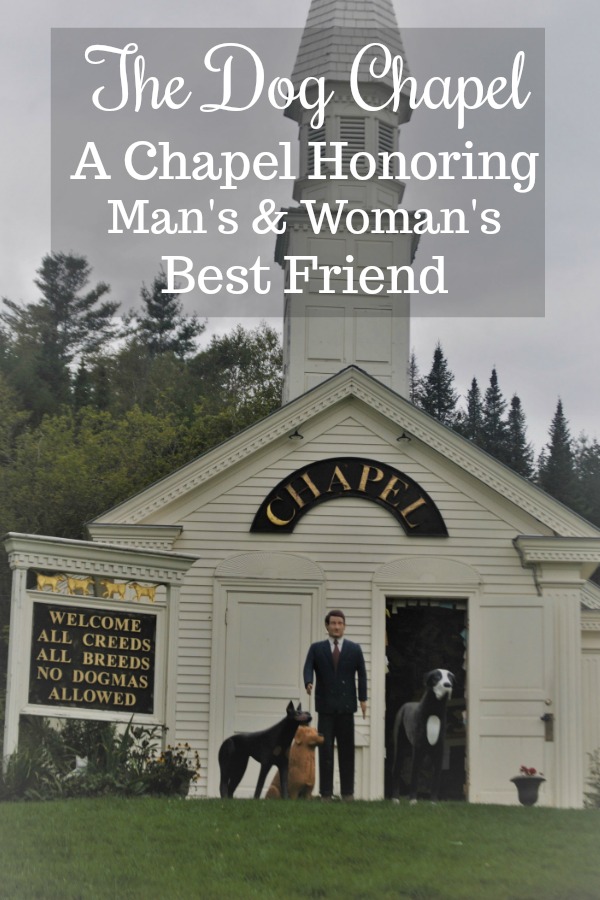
left=377, top=121, right=397, bottom=174
left=279, top=0, right=414, bottom=402
left=308, top=124, right=327, bottom=174
left=340, top=117, right=366, bottom=169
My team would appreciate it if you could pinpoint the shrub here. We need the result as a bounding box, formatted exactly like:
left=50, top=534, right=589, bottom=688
left=139, top=743, right=201, bottom=796
left=0, top=717, right=200, bottom=801
left=0, top=743, right=63, bottom=801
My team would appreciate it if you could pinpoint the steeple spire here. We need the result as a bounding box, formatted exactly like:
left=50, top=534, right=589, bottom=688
left=277, top=0, right=416, bottom=403
left=291, top=0, right=410, bottom=88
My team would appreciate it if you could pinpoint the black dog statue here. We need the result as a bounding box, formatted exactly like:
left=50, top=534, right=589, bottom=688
left=391, top=668, right=455, bottom=803
left=219, top=701, right=312, bottom=798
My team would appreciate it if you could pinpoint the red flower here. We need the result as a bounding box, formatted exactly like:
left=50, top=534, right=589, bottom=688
left=519, top=765, right=543, bottom=776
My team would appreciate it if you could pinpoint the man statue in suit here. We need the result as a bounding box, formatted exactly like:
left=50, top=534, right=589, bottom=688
left=303, top=609, right=367, bottom=800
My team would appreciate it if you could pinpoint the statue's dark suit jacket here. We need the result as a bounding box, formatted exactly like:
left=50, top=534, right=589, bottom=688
left=303, top=639, right=368, bottom=714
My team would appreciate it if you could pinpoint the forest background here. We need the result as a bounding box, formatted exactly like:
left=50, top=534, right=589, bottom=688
left=0, top=251, right=599, bottom=741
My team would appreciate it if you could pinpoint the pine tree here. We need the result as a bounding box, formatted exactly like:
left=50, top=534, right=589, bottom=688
left=574, top=436, right=600, bottom=528
left=537, top=399, right=576, bottom=506
left=480, top=368, right=509, bottom=461
left=73, top=359, right=92, bottom=411
left=2, top=253, right=118, bottom=361
left=505, top=394, right=534, bottom=478
left=130, top=270, right=204, bottom=358
left=420, top=342, right=459, bottom=426
left=408, top=351, right=424, bottom=407
left=456, top=377, right=483, bottom=444
left=1, top=253, right=118, bottom=419
left=92, top=362, right=111, bottom=411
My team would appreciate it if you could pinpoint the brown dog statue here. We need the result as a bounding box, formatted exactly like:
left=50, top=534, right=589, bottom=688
left=266, top=725, right=324, bottom=799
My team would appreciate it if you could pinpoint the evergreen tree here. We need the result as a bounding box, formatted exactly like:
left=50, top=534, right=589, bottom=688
left=1, top=253, right=118, bottom=419
left=408, top=351, right=424, bottom=407
left=574, top=436, right=600, bottom=528
left=456, top=377, right=484, bottom=444
left=480, top=368, right=509, bottom=461
left=129, top=270, right=204, bottom=358
left=73, top=359, right=92, bottom=411
left=537, top=399, right=576, bottom=506
left=92, top=361, right=111, bottom=411
left=420, top=342, right=459, bottom=426
left=505, top=394, right=534, bottom=478
left=99, top=344, right=177, bottom=416
left=3, top=253, right=118, bottom=361
left=0, top=373, right=29, bottom=465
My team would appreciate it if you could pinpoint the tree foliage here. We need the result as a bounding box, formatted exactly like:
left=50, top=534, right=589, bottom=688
left=407, top=345, right=596, bottom=529
left=408, top=351, right=424, bottom=407
left=455, top=377, right=483, bottom=445
left=1, top=257, right=600, bottom=736
left=574, top=437, right=600, bottom=528
left=480, top=368, right=509, bottom=462
left=1, top=253, right=118, bottom=421
left=190, top=322, right=283, bottom=430
left=0, top=255, right=287, bottom=725
left=537, top=399, right=576, bottom=506
left=127, top=270, right=204, bottom=358
left=505, top=395, right=534, bottom=478
left=419, top=342, right=459, bottom=426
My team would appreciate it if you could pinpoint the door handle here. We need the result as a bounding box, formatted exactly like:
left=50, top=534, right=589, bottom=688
left=541, top=712, right=554, bottom=742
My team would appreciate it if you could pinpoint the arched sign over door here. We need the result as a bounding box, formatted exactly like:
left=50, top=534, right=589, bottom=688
left=251, top=457, right=448, bottom=536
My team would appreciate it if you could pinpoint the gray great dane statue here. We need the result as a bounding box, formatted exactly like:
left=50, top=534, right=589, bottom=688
left=391, top=668, right=455, bottom=803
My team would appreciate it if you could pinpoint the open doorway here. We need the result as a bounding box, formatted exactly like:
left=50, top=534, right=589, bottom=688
left=384, top=598, right=467, bottom=800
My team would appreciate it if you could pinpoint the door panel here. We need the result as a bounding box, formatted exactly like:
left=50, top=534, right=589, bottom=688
left=474, top=599, right=553, bottom=804
left=223, top=589, right=313, bottom=797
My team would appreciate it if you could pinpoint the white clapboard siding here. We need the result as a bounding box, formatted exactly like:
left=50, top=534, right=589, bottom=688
left=166, top=408, right=548, bottom=797
left=84, top=358, right=598, bottom=803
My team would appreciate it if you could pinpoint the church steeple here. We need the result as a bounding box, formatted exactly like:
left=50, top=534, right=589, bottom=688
left=287, top=0, right=411, bottom=209
left=277, top=0, right=417, bottom=403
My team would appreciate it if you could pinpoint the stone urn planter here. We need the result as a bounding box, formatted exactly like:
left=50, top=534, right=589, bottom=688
left=511, top=767, right=545, bottom=806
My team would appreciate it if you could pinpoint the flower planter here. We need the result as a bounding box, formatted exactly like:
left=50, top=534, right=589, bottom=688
left=510, top=775, right=545, bottom=806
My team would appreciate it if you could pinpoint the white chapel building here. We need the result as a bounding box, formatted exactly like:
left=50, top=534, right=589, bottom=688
left=5, top=0, right=600, bottom=806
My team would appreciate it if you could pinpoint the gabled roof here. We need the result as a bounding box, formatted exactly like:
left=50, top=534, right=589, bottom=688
left=91, top=365, right=600, bottom=541
left=290, top=0, right=410, bottom=89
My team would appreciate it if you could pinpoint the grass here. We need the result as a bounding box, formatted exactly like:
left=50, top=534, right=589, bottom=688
left=0, top=798, right=599, bottom=899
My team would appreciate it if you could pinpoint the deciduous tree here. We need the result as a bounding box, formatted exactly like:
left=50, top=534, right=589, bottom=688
left=190, top=322, right=283, bottom=428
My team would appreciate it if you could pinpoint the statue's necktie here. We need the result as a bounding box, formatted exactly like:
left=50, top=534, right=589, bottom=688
left=333, top=638, right=340, bottom=671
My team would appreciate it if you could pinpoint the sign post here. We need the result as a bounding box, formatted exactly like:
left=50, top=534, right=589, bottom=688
left=2, top=533, right=197, bottom=763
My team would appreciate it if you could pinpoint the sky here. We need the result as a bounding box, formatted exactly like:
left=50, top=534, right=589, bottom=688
left=0, top=0, right=598, bottom=452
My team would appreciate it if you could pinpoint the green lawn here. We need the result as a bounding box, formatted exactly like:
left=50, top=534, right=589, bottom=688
left=0, top=798, right=598, bottom=899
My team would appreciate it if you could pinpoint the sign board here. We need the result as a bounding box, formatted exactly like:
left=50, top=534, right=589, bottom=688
left=251, top=457, right=448, bottom=535
left=29, top=601, right=157, bottom=714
